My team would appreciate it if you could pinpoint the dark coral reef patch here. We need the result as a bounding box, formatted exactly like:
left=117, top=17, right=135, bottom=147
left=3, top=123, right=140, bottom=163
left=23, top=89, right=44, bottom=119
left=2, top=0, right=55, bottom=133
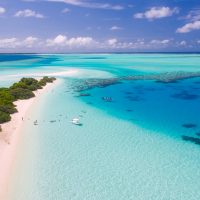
left=182, top=135, right=200, bottom=145
left=182, top=123, right=197, bottom=128
left=171, top=90, right=199, bottom=100
left=70, top=71, right=200, bottom=92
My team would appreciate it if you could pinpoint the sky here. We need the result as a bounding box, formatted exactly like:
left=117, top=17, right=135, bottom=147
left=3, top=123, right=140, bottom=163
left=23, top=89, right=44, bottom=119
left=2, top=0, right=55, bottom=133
left=0, top=0, right=200, bottom=52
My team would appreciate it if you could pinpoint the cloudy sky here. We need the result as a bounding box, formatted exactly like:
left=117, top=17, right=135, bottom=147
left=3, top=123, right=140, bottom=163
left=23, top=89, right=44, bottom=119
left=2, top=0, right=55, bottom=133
left=0, top=0, right=200, bottom=52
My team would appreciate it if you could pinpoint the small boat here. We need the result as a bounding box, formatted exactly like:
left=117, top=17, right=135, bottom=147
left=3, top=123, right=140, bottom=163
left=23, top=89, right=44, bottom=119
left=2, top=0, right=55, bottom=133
left=102, top=97, right=113, bottom=102
left=34, top=120, right=38, bottom=126
left=71, top=118, right=82, bottom=126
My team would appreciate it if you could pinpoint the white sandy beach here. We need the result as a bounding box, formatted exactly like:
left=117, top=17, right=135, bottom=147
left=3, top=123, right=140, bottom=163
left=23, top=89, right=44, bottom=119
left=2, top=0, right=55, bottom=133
left=0, top=80, right=59, bottom=200
left=4, top=69, right=79, bottom=79
left=4, top=68, right=113, bottom=79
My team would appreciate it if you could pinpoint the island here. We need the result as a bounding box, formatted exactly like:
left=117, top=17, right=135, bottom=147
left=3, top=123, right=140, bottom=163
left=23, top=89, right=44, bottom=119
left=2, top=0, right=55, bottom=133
left=0, top=76, right=56, bottom=131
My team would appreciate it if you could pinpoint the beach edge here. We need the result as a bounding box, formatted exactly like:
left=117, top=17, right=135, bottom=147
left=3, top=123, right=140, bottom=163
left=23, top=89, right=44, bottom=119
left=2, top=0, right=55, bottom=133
left=0, top=79, right=60, bottom=199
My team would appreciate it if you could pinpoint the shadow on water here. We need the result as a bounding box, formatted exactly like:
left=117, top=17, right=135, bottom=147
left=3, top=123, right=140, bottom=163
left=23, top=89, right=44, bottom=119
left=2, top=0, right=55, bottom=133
left=35, top=56, right=62, bottom=65
left=182, top=123, right=197, bottom=128
left=196, top=132, right=200, bottom=137
left=171, top=90, right=199, bottom=100
left=0, top=54, right=42, bottom=62
left=182, top=135, right=200, bottom=146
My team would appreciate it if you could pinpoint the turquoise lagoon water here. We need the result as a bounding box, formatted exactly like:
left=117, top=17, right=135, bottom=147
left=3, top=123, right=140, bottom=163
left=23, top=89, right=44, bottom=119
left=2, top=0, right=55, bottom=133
left=0, top=54, right=200, bottom=199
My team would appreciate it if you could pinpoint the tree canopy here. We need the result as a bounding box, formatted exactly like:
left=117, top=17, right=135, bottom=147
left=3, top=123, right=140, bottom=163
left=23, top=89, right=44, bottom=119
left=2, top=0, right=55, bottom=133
left=0, top=76, right=56, bottom=127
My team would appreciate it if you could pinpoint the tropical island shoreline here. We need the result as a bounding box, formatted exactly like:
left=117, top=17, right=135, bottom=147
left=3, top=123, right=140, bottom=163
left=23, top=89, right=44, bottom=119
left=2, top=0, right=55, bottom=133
left=0, top=77, right=59, bottom=199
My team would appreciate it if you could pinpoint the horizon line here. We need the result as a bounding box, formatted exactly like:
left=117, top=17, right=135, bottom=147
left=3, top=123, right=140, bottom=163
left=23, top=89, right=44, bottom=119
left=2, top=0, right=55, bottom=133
left=0, top=52, right=200, bottom=54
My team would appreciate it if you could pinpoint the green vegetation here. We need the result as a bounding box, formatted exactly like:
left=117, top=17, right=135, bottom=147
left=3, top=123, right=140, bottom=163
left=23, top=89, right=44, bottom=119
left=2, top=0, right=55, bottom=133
left=0, top=76, right=56, bottom=128
left=9, top=88, right=35, bottom=100
left=39, top=76, right=56, bottom=86
left=11, top=78, right=41, bottom=91
left=0, top=111, right=11, bottom=124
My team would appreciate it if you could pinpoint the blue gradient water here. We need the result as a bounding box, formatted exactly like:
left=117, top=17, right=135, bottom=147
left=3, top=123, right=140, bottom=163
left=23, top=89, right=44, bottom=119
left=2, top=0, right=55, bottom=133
left=0, top=54, right=200, bottom=199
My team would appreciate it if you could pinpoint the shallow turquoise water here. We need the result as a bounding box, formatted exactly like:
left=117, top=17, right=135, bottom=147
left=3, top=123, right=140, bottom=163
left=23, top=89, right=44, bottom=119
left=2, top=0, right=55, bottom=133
left=0, top=54, right=200, bottom=199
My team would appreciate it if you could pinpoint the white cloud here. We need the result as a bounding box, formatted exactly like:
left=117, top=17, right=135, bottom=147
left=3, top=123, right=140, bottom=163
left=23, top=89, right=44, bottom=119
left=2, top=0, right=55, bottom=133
left=46, top=35, right=96, bottom=48
left=110, top=26, right=122, bottom=31
left=134, top=7, right=179, bottom=20
left=15, top=9, right=44, bottom=18
left=197, top=40, right=200, bottom=44
left=47, top=0, right=124, bottom=10
left=150, top=39, right=170, bottom=45
left=177, top=9, right=200, bottom=33
left=182, top=9, right=200, bottom=22
left=66, top=37, right=94, bottom=47
left=0, top=7, right=6, bottom=15
left=107, top=38, right=118, bottom=46
left=0, top=38, right=18, bottom=48
left=1, top=35, right=96, bottom=50
left=46, top=34, right=67, bottom=46
left=0, top=36, right=194, bottom=52
left=176, top=20, right=200, bottom=33
left=23, top=36, right=38, bottom=47
left=62, top=8, right=70, bottom=13
left=134, top=13, right=143, bottom=19
left=180, top=41, right=187, bottom=46
left=162, top=40, right=170, bottom=44
left=0, top=36, right=39, bottom=49
left=105, top=39, right=148, bottom=49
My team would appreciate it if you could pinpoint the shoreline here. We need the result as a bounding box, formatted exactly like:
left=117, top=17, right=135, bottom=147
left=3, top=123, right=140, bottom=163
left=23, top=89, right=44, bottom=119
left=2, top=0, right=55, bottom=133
left=0, top=79, right=60, bottom=199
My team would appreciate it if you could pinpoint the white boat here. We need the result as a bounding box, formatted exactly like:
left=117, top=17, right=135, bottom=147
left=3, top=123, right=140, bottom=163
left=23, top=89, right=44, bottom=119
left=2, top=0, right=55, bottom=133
left=34, top=120, right=38, bottom=125
left=71, top=118, right=82, bottom=126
